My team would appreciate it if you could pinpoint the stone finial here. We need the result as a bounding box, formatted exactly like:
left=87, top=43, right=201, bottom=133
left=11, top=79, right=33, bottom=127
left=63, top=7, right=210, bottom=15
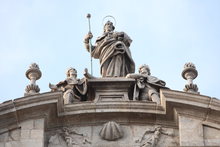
left=182, top=62, right=199, bottom=94
left=24, top=63, right=42, bottom=96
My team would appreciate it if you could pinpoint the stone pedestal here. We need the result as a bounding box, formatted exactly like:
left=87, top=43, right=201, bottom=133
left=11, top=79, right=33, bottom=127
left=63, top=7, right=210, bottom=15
left=88, top=78, right=135, bottom=102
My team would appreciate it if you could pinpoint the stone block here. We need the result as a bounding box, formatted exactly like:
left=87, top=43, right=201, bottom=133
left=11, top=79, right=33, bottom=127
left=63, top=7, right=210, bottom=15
left=34, top=118, right=44, bottom=130
left=20, top=130, right=30, bottom=139
left=4, top=142, right=10, bottom=147
left=0, top=142, right=5, bottom=147
left=20, top=120, right=34, bottom=130
left=30, top=130, right=44, bottom=139
left=0, top=132, right=8, bottom=142
left=179, top=115, right=204, bottom=146
left=204, top=125, right=220, bottom=146
left=8, top=129, right=20, bottom=141
left=5, top=141, right=21, bottom=147
left=21, top=139, right=43, bottom=147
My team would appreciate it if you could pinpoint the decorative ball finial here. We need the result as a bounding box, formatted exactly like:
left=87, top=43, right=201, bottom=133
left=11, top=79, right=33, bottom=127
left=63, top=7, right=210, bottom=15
left=86, top=13, right=91, bottom=19
left=24, top=63, right=42, bottom=96
left=182, top=62, right=199, bottom=94
left=182, top=62, right=198, bottom=82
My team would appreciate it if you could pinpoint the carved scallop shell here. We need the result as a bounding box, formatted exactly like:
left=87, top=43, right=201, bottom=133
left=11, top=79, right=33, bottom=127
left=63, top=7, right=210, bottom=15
left=99, top=121, right=123, bottom=141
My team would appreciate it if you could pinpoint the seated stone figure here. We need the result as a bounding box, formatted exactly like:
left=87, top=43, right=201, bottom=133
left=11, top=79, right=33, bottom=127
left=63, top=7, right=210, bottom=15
left=49, top=68, right=88, bottom=104
left=126, top=64, right=168, bottom=104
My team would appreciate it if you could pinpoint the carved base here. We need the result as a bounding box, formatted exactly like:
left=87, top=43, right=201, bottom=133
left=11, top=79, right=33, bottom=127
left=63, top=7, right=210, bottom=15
left=88, top=78, right=135, bottom=102
left=183, top=83, right=199, bottom=94
left=24, top=84, right=40, bottom=96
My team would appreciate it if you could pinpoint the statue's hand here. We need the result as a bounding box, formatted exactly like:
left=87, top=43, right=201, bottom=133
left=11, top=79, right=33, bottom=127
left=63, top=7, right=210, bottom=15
left=84, top=68, right=88, bottom=75
left=49, top=83, right=58, bottom=91
left=126, top=74, right=131, bottom=78
left=84, top=32, right=93, bottom=42
left=84, top=68, right=91, bottom=79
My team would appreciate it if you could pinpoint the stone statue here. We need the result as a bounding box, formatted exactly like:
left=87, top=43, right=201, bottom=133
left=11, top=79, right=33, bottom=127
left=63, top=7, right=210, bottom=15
left=84, top=20, right=135, bottom=77
left=126, top=64, right=167, bottom=104
left=49, top=68, right=88, bottom=104
left=136, top=126, right=173, bottom=147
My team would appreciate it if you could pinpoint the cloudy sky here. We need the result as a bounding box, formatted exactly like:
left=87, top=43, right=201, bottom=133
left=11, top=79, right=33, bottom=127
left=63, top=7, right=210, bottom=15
left=0, top=0, right=220, bottom=102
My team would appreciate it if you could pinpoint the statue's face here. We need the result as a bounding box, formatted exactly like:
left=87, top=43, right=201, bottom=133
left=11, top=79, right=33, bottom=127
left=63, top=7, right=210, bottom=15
left=140, top=67, right=149, bottom=75
left=69, top=69, right=77, bottom=77
left=104, top=22, right=114, bottom=32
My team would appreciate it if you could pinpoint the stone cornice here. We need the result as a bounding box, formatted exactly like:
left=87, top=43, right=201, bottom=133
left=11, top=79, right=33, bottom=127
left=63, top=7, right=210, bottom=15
left=0, top=89, right=220, bottom=129
left=0, top=92, right=61, bottom=115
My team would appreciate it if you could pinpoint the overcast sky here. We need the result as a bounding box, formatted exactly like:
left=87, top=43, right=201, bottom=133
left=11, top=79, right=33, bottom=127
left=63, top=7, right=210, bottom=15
left=0, top=0, right=220, bottom=102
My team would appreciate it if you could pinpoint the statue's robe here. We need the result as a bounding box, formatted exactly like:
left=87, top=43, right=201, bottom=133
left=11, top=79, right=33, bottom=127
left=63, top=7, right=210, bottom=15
left=135, top=75, right=168, bottom=100
left=92, top=31, right=135, bottom=77
left=57, top=77, right=87, bottom=103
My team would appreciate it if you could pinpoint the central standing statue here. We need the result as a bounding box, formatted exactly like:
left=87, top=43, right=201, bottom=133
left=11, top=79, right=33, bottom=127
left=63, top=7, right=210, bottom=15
left=84, top=21, right=135, bottom=77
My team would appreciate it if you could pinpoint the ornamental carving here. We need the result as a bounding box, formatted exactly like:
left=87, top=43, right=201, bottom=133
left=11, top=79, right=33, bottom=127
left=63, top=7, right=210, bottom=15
left=48, top=127, right=91, bottom=147
left=135, top=126, right=175, bottom=147
left=99, top=121, right=123, bottom=141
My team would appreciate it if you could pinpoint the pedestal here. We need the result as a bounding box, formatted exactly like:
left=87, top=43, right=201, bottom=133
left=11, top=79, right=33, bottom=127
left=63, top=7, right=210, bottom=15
left=88, top=78, right=135, bottom=102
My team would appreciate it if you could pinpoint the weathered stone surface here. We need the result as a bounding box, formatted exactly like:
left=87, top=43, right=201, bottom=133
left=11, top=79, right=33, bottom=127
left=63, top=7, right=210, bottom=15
left=20, top=130, right=30, bottom=139
left=204, top=125, right=220, bottom=146
left=8, top=129, right=20, bottom=141
left=5, top=141, right=21, bottom=147
left=0, top=142, right=5, bottom=147
left=21, top=139, right=43, bottom=147
left=34, top=118, right=44, bottom=129
left=0, top=85, right=220, bottom=147
left=30, top=130, right=44, bottom=139
left=0, top=132, right=8, bottom=142
left=21, top=120, right=34, bottom=130
left=179, top=115, right=204, bottom=146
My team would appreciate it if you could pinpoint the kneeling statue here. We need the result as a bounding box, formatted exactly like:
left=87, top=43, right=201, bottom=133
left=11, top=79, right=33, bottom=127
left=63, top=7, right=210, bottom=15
left=126, top=64, right=168, bottom=104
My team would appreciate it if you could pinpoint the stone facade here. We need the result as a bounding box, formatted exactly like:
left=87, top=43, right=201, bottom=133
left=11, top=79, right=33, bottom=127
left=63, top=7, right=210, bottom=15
left=0, top=78, right=220, bottom=147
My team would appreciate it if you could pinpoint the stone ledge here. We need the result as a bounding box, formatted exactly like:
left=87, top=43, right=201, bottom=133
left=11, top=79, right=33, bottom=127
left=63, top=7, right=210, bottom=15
left=161, top=89, right=214, bottom=109
left=60, top=101, right=165, bottom=116
left=1, top=89, right=220, bottom=130
left=0, top=92, right=61, bottom=115
left=88, top=77, right=135, bottom=83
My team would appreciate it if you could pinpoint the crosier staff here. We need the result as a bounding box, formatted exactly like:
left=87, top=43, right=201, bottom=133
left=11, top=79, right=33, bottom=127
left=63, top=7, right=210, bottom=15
left=86, top=13, right=93, bottom=76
